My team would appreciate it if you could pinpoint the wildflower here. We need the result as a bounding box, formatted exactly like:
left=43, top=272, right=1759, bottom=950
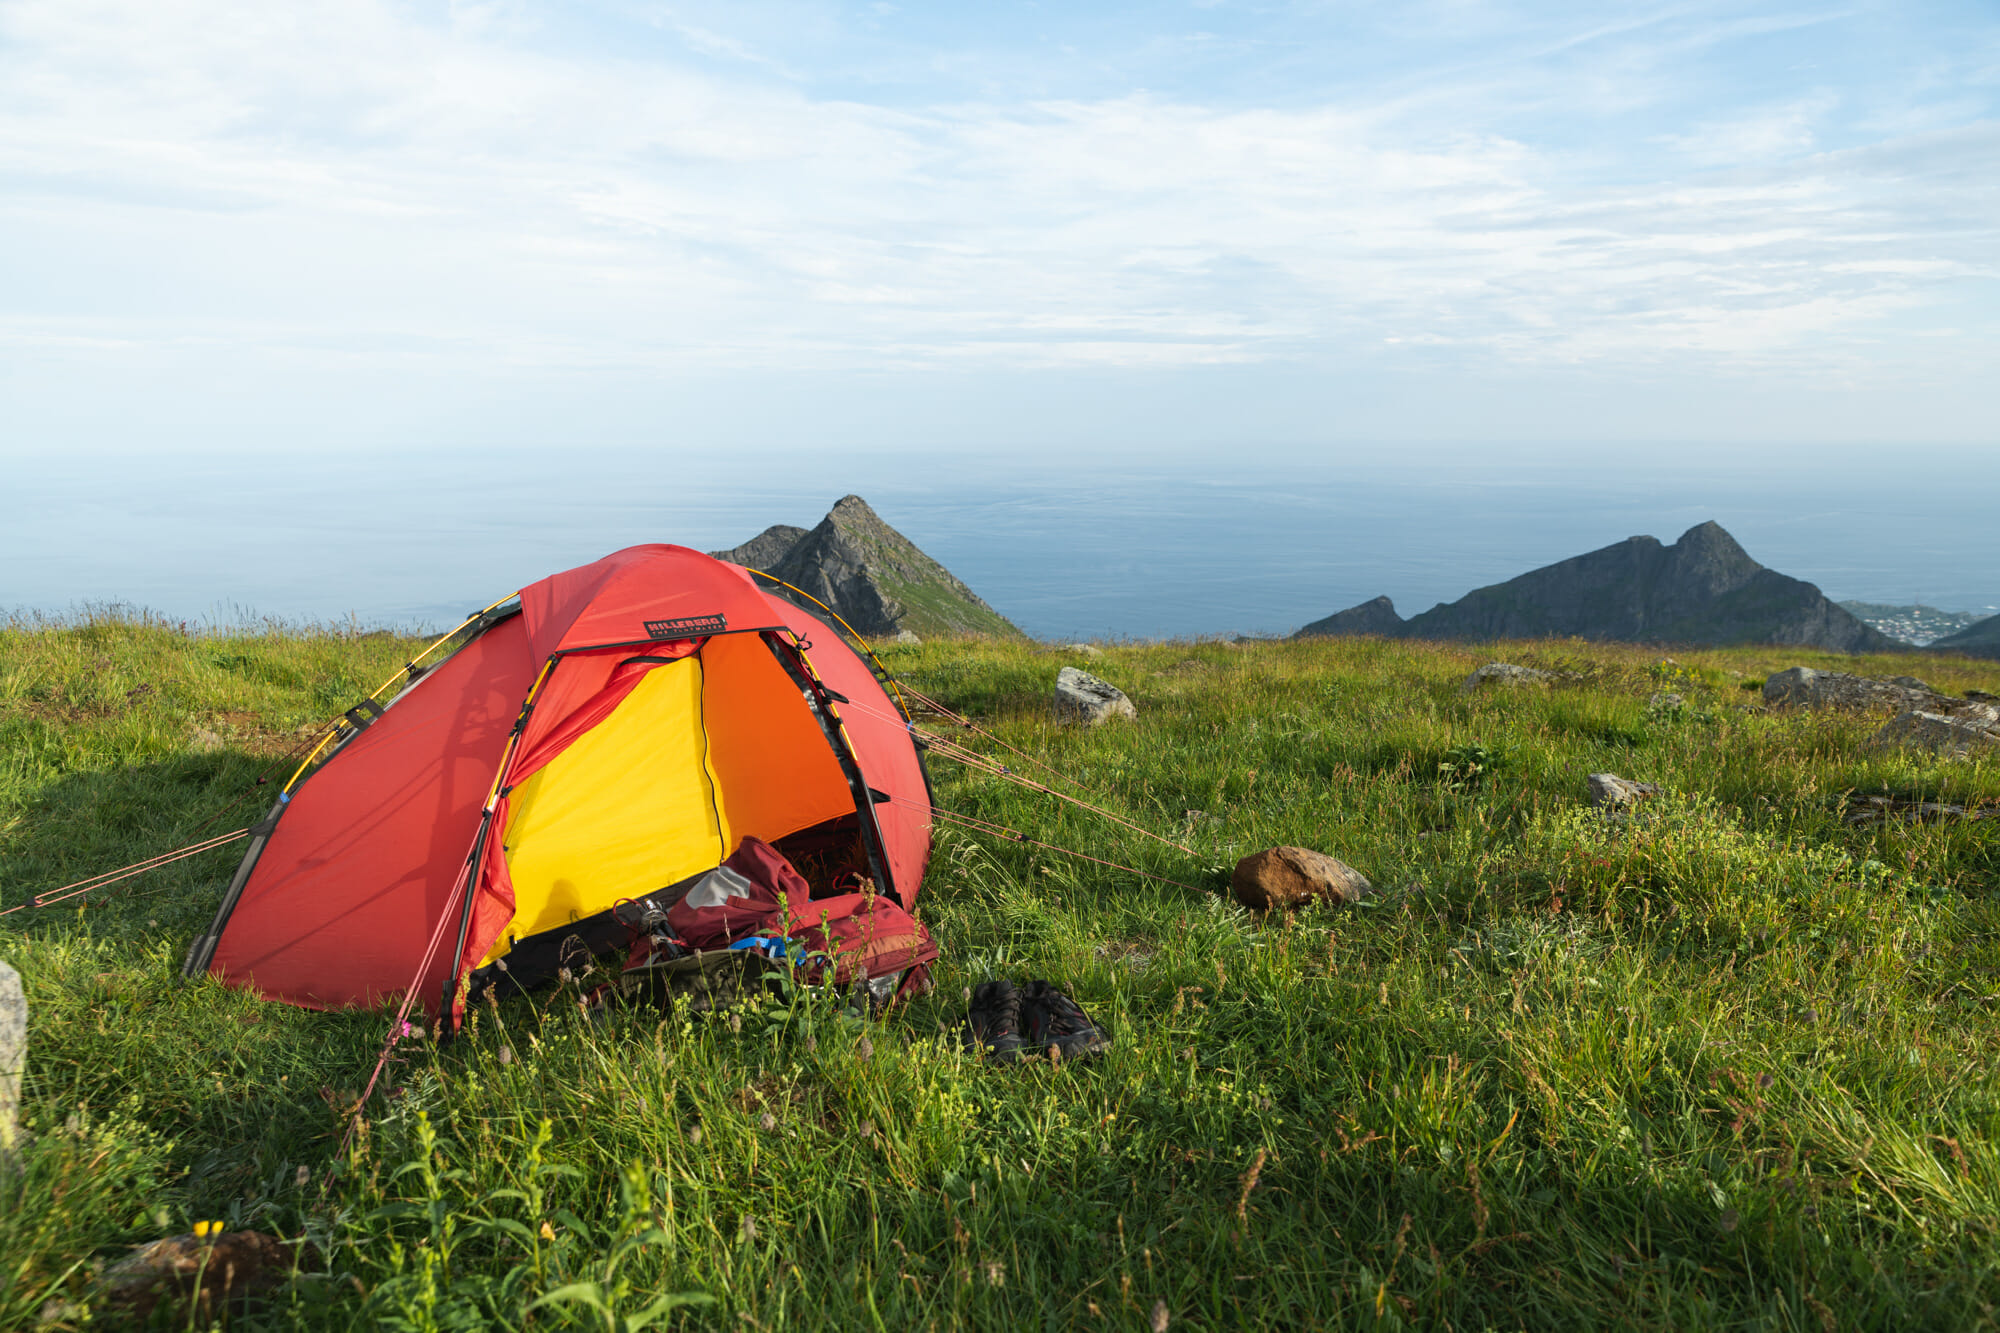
left=758, top=1112, right=777, bottom=1133
left=739, top=1217, right=759, bottom=1243
left=295, top=1165, right=310, bottom=1189
left=984, top=1260, right=1006, bottom=1288
left=856, top=1036, right=874, bottom=1062
left=498, top=1045, right=513, bottom=1066
left=1151, top=1300, right=1171, bottom=1332
left=729, top=1013, right=742, bottom=1034
left=687, top=1124, right=703, bottom=1146
left=539, top=1221, right=557, bottom=1241
left=192, top=1220, right=223, bottom=1241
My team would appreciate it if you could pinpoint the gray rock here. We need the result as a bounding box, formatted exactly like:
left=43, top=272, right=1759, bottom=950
left=1763, top=666, right=1954, bottom=715
left=1232, top=847, right=1371, bottom=911
left=893, top=630, right=922, bottom=646
left=1865, top=711, right=2000, bottom=758
left=1461, top=662, right=1554, bottom=693
left=1066, top=643, right=1104, bottom=660
left=1053, top=667, right=1136, bottom=725
left=1, top=960, right=21, bottom=1166
left=1587, top=773, right=1660, bottom=809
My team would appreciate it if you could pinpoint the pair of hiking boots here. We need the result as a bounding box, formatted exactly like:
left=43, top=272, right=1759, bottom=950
left=965, top=979, right=1111, bottom=1064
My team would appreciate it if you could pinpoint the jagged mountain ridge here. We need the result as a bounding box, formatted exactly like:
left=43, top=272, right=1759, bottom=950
left=709, top=496, right=1018, bottom=639
left=1296, top=521, right=1898, bottom=652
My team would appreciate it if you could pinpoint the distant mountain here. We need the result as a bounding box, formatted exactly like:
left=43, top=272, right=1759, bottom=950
left=709, top=496, right=1019, bottom=640
left=1296, top=521, right=1898, bottom=652
left=1838, top=601, right=1993, bottom=647
left=1931, top=613, right=2000, bottom=660
left=1296, top=595, right=1405, bottom=639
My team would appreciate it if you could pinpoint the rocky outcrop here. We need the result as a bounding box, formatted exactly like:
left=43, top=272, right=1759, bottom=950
left=1296, top=595, right=1405, bottom=639
left=1297, top=522, right=1896, bottom=652
left=1232, top=847, right=1371, bottom=912
left=1462, top=662, right=1554, bottom=692
left=711, top=497, right=1018, bottom=640
left=1762, top=667, right=1940, bottom=713
left=1932, top=612, right=2000, bottom=661
left=1762, top=667, right=1999, bottom=726
left=708, top=525, right=809, bottom=572
left=1053, top=667, right=1136, bottom=725
left=1866, top=711, right=2000, bottom=758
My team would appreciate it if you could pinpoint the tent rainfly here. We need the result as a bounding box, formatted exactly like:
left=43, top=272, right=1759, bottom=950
left=181, top=545, right=933, bottom=1025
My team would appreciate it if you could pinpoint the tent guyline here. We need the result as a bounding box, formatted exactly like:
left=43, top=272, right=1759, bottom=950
left=7, top=598, right=529, bottom=919
left=0, top=828, right=249, bottom=918
left=897, top=797, right=1211, bottom=895
left=826, top=686, right=1198, bottom=860
left=728, top=565, right=1199, bottom=871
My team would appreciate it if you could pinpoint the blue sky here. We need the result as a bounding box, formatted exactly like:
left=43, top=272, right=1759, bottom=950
left=2, top=0, right=1997, bottom=460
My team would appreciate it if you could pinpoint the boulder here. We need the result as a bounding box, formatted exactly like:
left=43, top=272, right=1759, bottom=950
left=893, top=630, right=922, bottom=646
left=1865, top=711, right=2000, bottom=759
left=97, top=1230, right=294, bottom=1320
left=1587, top=774, right=1660, bottom=809
left=1067, top=643, right=1104, bottom=660
left=1762, top=667, right=1941, bottom=713
left=1053, top=668, right=1136, bottom=725
left=0, top=960, right=20, bottom=1167
left=1461, top=663, right=1554, bottom=693
left=1232, top=848, right=1371, bottom=912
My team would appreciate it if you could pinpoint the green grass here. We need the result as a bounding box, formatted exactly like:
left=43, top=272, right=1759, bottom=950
left=5, top=613, right=2000, bottom=1329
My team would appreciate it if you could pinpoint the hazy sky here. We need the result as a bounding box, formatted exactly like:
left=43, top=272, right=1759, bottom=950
left=3, top=0, right=1997, bottom=459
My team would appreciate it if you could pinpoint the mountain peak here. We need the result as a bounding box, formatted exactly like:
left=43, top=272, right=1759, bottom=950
left=713, top=496, right=1018, bottom=640
left=1296, top=520, right=1896, bottom=652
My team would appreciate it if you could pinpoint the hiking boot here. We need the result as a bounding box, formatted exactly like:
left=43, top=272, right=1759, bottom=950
left=1019, top=980, right=1111, bottom=1061
left=965, top=980, right=1025, bottom=1063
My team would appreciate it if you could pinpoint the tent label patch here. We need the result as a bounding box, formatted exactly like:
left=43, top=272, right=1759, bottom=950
left=645, top=614, right=726, bottom=639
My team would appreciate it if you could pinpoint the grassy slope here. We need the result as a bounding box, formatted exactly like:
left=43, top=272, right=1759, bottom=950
left=4, top=617, right=2000, bottom=1330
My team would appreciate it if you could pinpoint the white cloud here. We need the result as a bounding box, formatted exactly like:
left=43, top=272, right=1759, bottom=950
left=0, top=0, right=1994, bottom=401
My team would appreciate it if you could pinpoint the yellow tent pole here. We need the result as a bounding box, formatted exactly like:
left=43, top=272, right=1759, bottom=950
left=744, top=569, right=913, bottom=719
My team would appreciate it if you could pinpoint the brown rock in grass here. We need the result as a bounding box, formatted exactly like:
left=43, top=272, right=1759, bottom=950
left=1232, top=847, right=1371, bottom=912
left=98, top=1230, right=294, bottom=1320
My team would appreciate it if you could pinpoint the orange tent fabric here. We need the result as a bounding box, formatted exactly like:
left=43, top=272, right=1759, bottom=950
left=188, top=545, right=933, bottom=1019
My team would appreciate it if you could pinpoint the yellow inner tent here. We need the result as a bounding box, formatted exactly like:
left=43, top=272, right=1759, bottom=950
left=485, top=633, right=856, bottom=962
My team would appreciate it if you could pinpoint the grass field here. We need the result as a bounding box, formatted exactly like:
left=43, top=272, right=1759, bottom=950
left=4, top=611, right=2000, bottom=1330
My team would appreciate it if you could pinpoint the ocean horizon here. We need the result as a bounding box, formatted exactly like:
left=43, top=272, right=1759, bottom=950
left=9, top=444, right=1997, bottom=642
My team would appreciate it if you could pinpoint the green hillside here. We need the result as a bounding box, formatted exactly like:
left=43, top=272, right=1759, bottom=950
left=5, top=614, right=2000, bottom=1328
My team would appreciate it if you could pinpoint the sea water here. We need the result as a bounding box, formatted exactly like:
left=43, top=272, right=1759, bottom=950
left=7, top=444, right=1996, bottom=641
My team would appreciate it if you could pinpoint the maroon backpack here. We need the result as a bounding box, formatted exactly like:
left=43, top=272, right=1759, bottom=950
left=661, top=836, right=938, bottom=1001
left=665, top=837, right=814, bottom=947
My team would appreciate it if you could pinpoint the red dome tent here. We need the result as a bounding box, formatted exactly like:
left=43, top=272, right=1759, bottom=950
left=181, top=545, right=933, bottom=1024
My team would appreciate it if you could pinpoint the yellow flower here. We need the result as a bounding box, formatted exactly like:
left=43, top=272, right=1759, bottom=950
left=539, top=1221, right=556, bottom=1242
left=192, top=1220, right=222, bottom=1241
